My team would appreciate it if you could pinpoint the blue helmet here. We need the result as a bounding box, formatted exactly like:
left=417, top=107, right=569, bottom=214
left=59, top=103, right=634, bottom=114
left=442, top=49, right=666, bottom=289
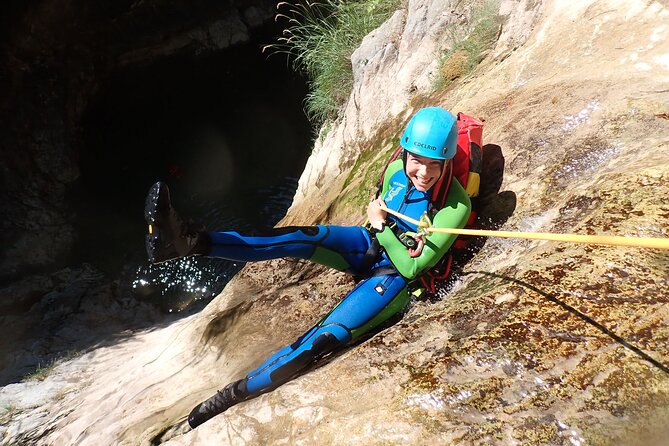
left=400, top=107, right=458, bottom=160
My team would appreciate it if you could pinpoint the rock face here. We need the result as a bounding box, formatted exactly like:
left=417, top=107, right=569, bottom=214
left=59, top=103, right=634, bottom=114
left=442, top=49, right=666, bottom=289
left=289, top=0, right=470, bottom=223
left=0, top=263, right=164, bottom=386
left=2, top=0, right=669, bottom=445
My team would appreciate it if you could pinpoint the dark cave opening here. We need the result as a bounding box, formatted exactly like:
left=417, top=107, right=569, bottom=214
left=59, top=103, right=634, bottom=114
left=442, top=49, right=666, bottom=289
left=74, top=27, right=312, bottom=309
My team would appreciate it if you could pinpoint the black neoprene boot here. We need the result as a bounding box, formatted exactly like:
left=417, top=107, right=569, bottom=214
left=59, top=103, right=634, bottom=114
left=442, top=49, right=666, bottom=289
left=144, top=181, right=210, bottom=263
left=188, top=380, right=250, bottom=429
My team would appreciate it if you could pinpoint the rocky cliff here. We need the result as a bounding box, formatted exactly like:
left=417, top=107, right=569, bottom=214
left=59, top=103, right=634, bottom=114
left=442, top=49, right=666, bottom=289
left=2, top=0, right=669, bottom=445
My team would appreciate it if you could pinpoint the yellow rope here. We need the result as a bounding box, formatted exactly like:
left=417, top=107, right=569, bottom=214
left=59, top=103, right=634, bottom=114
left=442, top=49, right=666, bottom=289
left=378, top=204, right=669, bottom=250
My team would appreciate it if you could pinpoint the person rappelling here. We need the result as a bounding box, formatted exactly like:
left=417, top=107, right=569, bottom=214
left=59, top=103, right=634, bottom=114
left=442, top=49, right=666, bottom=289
left=144, top=104, right=669, bottom=429
left=144, top=107, right=470, bottom=428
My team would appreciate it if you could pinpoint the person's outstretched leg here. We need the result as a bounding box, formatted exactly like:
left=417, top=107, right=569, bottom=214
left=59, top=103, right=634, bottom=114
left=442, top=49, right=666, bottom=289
left=187, top=273, right=410, bottom=428
left=206, top=225, right=373, bottom=272
left=144, top=182, right=374, bottom=271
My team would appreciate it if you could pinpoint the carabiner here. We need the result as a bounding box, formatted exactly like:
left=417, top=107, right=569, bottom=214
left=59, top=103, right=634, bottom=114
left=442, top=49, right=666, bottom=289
left=408, top=236, right=425, bottom=257
left=418, top=212, right=432, bottom=237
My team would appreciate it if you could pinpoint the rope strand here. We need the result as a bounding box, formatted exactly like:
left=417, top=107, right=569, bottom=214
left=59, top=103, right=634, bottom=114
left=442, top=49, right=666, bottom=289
left=378, top=203, right=669, bottom=250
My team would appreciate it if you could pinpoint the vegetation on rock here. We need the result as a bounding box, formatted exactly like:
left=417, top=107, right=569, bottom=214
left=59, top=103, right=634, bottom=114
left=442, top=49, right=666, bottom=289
left=435, top=0, right=501, bottom=90
left=268, top=0, right=403, bottom=123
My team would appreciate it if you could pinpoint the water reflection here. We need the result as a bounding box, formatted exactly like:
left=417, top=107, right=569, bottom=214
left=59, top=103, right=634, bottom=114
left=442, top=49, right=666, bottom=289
left=131, top=176, right=300, bottom=313
left=132, top=256, right=238, bottom=313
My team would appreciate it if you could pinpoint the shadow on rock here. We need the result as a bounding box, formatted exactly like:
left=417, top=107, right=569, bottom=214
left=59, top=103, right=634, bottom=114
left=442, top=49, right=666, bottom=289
left=0, top=264, right=176, bottom=386
left=426, top=143, right=518, bottom=299
left=200, top=300, right=253, bottom=356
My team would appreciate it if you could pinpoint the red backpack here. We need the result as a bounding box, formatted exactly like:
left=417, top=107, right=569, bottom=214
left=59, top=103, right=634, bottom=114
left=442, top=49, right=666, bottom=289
left=376, top=112, right=484, bottom=292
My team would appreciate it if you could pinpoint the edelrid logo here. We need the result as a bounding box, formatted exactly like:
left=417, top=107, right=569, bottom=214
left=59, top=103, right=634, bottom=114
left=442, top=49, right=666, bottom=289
left=414, top=141, right=437, bottom=151
left=387, top=182, right=405, bottom=201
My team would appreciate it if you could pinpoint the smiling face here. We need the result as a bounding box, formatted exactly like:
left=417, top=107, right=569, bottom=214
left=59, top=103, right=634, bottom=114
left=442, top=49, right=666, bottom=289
left=405, top=152, right=444, bottom=192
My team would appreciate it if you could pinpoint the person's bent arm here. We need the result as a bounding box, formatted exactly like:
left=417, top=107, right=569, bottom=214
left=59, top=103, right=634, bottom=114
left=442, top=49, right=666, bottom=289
left=377, top=179, right=471, bottom=280
left=367, top=198, right=387, bottom=231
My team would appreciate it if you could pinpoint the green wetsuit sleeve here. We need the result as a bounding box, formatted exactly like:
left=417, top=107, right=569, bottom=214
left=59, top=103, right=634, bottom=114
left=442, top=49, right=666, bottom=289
left=377, top=179, right=471, bottom=280
left=380, top=159, right=404, bottom=196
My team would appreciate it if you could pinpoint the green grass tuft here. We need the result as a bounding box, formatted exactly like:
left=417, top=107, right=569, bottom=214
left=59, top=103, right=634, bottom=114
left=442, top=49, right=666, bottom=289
left=2, top=403, right=19, bottom=415
left=267, top=0, right=402, bottom=124
left=434, top=0, right=501, bottom=90
left=22, top=350, right=82, bottom=382
left=23, top=360, right=57, bottom=382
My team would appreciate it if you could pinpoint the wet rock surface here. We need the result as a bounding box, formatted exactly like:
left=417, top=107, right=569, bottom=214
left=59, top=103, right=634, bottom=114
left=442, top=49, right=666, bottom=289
left=2, top=0, right=669, bottom=445
left=0, top=264, right=164, bottom=386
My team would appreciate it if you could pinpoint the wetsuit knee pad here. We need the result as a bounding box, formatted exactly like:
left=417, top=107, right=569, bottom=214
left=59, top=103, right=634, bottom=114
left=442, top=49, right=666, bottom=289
left=313, top=323, right=351, bottom=343
left=267, top=324, right=350, bottom=386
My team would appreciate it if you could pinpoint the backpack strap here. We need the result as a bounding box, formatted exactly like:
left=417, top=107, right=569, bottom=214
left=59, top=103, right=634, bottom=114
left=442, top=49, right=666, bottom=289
left=455, top=112, right=484, bottom=198
left=358, top=236, right=381, bottom=274
left=418, top=253, right=453, bottom=294
left=430, top=159, right=454, bottom=210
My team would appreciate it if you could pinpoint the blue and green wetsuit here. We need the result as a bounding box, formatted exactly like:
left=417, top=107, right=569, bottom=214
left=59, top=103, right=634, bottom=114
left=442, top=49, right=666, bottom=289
left=206, top=159, right=471, bottom=396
